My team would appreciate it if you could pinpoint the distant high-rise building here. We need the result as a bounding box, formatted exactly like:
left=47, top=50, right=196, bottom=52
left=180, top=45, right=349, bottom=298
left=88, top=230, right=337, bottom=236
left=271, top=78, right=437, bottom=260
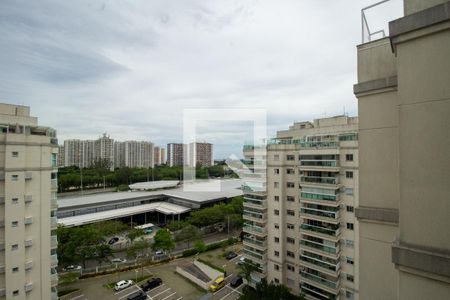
left=0, top=103, right=59, bottom=299
left=124, top=141, right=153, bottom=168
left=94, top=133, right=114, bottom=169
left=154, top=146, right=161, bottom=166
left=113, top=141, right=125, bottom=168
left=354, top=0, right=450, bottom=299
left=167, top=143, right=185, bottom=167
left=187, top=142, right=213, bottom=167
left=160, top=148, right=166, bottom=165
left=58, top=145, right=65, bottom=167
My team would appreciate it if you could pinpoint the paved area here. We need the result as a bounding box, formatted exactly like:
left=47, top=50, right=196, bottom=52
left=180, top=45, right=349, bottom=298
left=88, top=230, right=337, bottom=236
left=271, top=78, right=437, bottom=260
left=210, top=282, right=244, bottom=300
left=60, top=244, right=243, bottom=300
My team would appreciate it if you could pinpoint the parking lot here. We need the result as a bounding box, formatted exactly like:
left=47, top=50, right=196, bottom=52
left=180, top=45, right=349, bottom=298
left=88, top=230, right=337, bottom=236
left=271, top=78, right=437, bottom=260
left=114, top=282, right=183, bottom=300
left=209, top=279, right=244, bottom=300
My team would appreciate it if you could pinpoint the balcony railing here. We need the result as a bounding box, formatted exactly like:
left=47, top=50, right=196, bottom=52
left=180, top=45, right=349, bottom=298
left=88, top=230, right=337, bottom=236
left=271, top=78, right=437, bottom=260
left=300, top=208, right=339, bottom=220
left=301, top=192, right=339, bottom=202
left=243, top=211, right=267, bottom=221
left=300, top=254, right=340, bottom=273
left=51, top=179, right=58, bottom=189
left=300, top=271, right=338, bottom=289
left=300, top=176, right=339, bottom=185
left=51, top=235, right=58, bottom=248
left=242, top=248, right=267, bottom=262
left=51, top=217, right=57, bottom=228
left=300, top=160, right=338, bottom=168
left=243, top=224, right=267, bottom=235
left=243, top=237, right=267, bottom=248
left=300, top=224, right=340, bottom=237
left=50, top=254, right=58, bottom=266
left=300, top=239, right=339, bottom=255
left=299, top=141, right=338, bottom=148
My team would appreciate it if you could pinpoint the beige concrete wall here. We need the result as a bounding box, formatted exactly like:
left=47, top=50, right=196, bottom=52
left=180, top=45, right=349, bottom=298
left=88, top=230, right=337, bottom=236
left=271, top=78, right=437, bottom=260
left=357, top=38, right=397, bottom=83
left=404, top=0, right=448, bottom=15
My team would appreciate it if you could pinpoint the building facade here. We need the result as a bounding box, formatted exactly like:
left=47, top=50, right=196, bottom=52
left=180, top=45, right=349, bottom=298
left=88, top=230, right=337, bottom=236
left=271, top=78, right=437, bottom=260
left=265, top=116, right=359, bottom=300
left=154, top=146, right=161, bottom=166
left=354, top=0, right=450, bottom=299
left=167, top=143, right=185, bottom=167
left=0, top=103, right=58, bottom=300
left=160, top=148, right=166, bottom=165
left=187, top=142, right=213, bottom=167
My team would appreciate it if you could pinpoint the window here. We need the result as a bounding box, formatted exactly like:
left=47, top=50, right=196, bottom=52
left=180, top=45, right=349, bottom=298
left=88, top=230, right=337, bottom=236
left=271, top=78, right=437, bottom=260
left=346, top=205, right=354, bottom=212
left=346, top=171, right=353, bottom=179
left=346, top=274, right=354, bottom=282
left=274, top=155, right=280, bottom=161
left=286, top=278, right=295, bottom=286
left=346, top=239, right=354, bottom=248
left=274, top=196, right=279, bottom=202
left=12, top=221, right=18, bottom=227
left=346, top=257, right=354, bottom=265
left=274, top=264, right=280, bottom=271
left=274, top=237, right=280, bottom=243
left=13, top=290, right=19, bottom=296
left=274, top=168, right=280, bottom=174
left=287, top=264, right=295, bottom=272
left=12, top=198, right=18, bottom=204
left=12, top=151, right=19, bottom=157
left=274, top=182, right=279, bottom=188
left=274, top=251, right=279, bottom=257
left=346, top=154, right=354, bottom=161
left=347, top=223, right=354, bottom=230
left=11, top=175, right=19, bottom=181
left=287, top=210, right=295, bottom=216
left=287, top=251, right=295, bottom=258
left=286, top=168, right=295, bottom=174
left=286, top=182, right=295, bottom=188
left=12, top=267, right=19, bottom=273
left=274, top=209, right=279, bottom=216
left=274, top=278, right=280, bottom=283
left=274, top=223, right=279, bottom=229
left=287, top=223, right=294, bottom=230
left=286, top=155, right=295, bottom=161
left=11, top=244, right=18, bottom=251
left=286, top=237, right=295, bottom=244
left=286, top=196, right=295, bottom=202
left=345, top=188, right=354, bottom=195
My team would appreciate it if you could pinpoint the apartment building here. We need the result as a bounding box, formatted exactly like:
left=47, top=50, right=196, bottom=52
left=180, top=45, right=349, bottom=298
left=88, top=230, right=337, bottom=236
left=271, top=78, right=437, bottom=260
left=94, top=133, right=114, bottom=169
left=242, top=143, right=268, bottom=284
left=154, top=146, right=161, bottom=166
left=265, top=116, right=359, bottom=300
left=187, top=142, right=213, bottom=167
left=167, top=143, right=185, bottom=167
left=113, top=141, right=125, bottom=168
left=354, top=0, right=450, bottom=299
left=123, top=141, right=154, bottom=168
left=160, top=148, right=166, bottom=165
left=57, top=145, right=64, bottom=168
left=63, top=139, right=99, bottom=168
left=0, top=103, right=58, bottom=300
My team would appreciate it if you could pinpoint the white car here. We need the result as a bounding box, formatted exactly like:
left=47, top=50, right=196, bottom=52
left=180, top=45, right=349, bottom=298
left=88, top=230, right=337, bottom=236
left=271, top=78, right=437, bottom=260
left=236, top=257, right=246, bottom=265
left=63, top=265, right=82, bottom=272
left=114, top=280, right=133, bottom=291
left=155, top=250, right=164, bottom=255
left=111, top=258, right=126, bottom=264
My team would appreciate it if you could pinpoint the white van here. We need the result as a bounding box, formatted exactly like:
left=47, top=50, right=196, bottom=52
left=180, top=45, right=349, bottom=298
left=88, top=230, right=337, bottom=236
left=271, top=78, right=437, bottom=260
left=114, top=280, right=133, bottom=291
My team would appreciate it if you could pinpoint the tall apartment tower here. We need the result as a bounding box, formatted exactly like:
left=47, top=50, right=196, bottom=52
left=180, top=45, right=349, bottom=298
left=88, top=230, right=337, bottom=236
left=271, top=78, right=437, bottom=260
left=94, top=133, right=114, bottom=169
left=154, top=146, right=161, bottom=166
left=124, top=141, right=154, bottom=168
left=57, top=145, right=65, bottom=168
left=354, top=1, right=450, bottom=299
left=0, top=103, right=58, bottom=300
left=187, top=142, right=213, bottom=167
left=167, top=143, right=185, bottom=167
left=160, top=148, right=166, bottom=165
left=265, top=116, right=359, bottom=300
left=241, top=143, right=268, bottom=284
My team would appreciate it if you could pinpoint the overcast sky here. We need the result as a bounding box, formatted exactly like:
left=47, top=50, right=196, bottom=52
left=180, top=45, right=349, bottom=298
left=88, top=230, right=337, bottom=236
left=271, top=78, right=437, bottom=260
left=0, top=0, right=402, bottom=159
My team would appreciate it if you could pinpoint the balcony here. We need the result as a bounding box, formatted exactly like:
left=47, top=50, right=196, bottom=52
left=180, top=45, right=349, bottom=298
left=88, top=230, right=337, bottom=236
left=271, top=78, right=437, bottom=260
left=25, top=195, right=33, bottom=203
left=243, top=237, right=267, bottom=250
left=299, top=160, right=339, bottom=172
left=300, top=208, right=340, bottom=223
left=25, top=260, right=33, bottom=270
left=243, top=210, right=267, bottom=223
left=50, top=254, right=58, bottom=267
left=242, top=247, right=267, bottom=263
left=243, top=197, right=267, bottom=209
left=51, top=197, right=58, bottom=209
left=243, top=224, right=267, bottom=237
left=300, top=239, right=340, bottom=258
left=300, top=224, right=340, bottom=240
left=0, top=220, right=4, bottom=228
left=300, top=175, right=339, bottom=186
left=299, top=141, right=338, bottom=148
left=0, top=197, right=4, bottom=204
left=51, top=272, right=58, bottom=287
left=300, top=192, right=340, bottom=205
left=24, top=282, right=33, bottom=292
left=51, top=235, right=58, bottom=248
left=25, top=172, right=32, bottom=180
left=51, top=178, right=58, bottom=189
left=25, top=239, right=33, bottom=247
left=24, top=217, right=33, bottom=225
left=299, top=253, right=340, bottom=276
left=51, top=216, right=57, bottom=228
left=300, top=271, right=339, bottom=293
left=0, top=265, right=4, bottom=273
left=0, top=242, right=4, bottom=251
left=301, top=283, right=338, bottom=300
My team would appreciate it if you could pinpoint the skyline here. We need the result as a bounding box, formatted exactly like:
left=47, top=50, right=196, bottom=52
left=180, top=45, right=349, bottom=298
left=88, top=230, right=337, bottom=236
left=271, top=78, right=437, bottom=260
left=0, top=0, right=403, bottom=159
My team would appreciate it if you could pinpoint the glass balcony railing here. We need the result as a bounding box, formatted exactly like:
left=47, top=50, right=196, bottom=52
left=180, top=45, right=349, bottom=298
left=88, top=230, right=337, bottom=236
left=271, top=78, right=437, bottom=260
left=244, top=197, right=267, bottom=207
left=301, top=192, right=338, bottom=202
left=51, top=217, right=57, bottom=228
left=300, top=176, right=338, bottom=185
left=300, top=208, right=339, bottom=220
left=300, top=160, right=338, bottom=167
left=300, top=271, right=338, bottom=289
left=51, top=179, right=58, bottom=189
left=243, top=224, right=267, bottom=235
left=299, top=141, right=338, bottom=148
left=243, top=248, right=267, bottom=261
left=243, top=210, right=266, bottom=220
left=243, top=237, right=267, bottom=248
left=300, top=239, right=339, bottom=254
left=300, top=254, right=340, bottom=272
left=300, top=224, right=340, bottom=237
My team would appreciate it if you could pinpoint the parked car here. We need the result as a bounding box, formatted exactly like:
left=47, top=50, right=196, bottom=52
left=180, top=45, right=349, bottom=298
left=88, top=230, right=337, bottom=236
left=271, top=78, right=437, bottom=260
left=111, top=258, right=127, bottom=264
left=236, top=257, right=246, bottom=265
left=225, top=251, right=238, bottom=260
left=210, top=276, right=225, bottom=292
left=114, top=280, right=133, bottom=291
left=126, top=291, right=147, bottom=300
left=230, top=276, right=243, bottom=288
left=108, top=237, right=119, bottom=245
left=155, top=250, right=164, bottom=255
left=141, top=278, right=162, bottom=291
left=62, top=265, right=81, bottom=272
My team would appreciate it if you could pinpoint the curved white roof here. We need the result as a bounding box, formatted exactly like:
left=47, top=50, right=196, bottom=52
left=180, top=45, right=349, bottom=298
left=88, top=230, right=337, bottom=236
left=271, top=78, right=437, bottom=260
left=129, top=180, right=179, bottom=190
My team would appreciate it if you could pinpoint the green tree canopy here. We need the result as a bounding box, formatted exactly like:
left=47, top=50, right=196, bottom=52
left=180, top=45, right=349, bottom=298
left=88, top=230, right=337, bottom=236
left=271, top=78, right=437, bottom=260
left=239, top=279, right=304, bottom=300
left=152, top=229, right=175, bottom=253
left=174, top=224, right=202, bottom=248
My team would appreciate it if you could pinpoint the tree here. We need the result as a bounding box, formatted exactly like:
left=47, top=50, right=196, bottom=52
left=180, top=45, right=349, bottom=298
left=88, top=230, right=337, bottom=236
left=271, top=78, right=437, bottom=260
left=91, top=158, right=112, bottom=189
left=152, top=229, right=175, bottom=255
left=116, top=167, right=132, bottom=185
left=94, top=244, right=113, bottom=265
left=237, top=258, right=260, bottom=284
left=239, top=279, right=304, bottom=300
left=126, top=239, right=151, bottom=277
left=127, top=228, right=145, bottom=243
left=174, top=224, right=201, bottom=248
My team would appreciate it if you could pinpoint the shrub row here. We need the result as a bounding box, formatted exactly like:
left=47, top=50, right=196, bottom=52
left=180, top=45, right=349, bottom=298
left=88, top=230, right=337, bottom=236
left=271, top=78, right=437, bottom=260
left=181, top=237, right=239, bottom=258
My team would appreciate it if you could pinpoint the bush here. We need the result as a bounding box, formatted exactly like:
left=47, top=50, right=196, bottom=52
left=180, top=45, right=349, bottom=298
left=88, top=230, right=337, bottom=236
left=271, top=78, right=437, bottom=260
left=182, top=248, right=198, bottom=257
left=117, top=184, right=129, bottom=191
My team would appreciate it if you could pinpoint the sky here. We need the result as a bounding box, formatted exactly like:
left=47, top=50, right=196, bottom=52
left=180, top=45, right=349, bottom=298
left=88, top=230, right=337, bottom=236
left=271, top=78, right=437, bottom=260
left=0, top=0, right=403, bottom=159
